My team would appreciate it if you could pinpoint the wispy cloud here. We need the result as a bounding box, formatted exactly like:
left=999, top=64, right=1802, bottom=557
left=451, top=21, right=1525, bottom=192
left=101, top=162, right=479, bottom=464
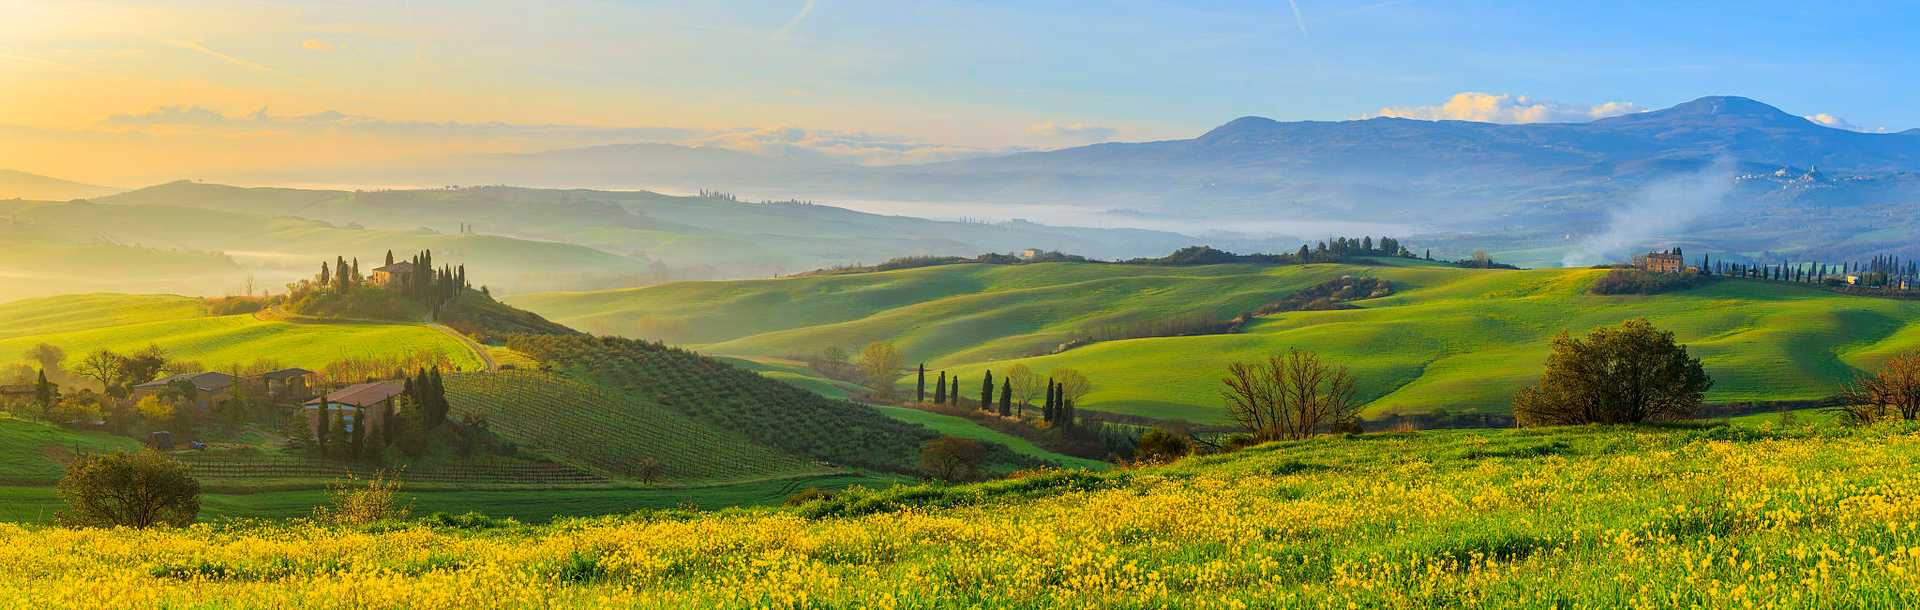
left=683, top=125, right=1000, bottom=165
left=1286, top=0, right=1310, bottom=37
left=162, top=39, right=284, bottom=76
left=1026, top=121, right=1118, bottom=142
left=1376, top=92, right=1643, bottom=124
left=1804, top=112, right=1890, bottom=133
left=301, top=39, right=335, bottom=52
left=775, top=0, right=818, bottom=38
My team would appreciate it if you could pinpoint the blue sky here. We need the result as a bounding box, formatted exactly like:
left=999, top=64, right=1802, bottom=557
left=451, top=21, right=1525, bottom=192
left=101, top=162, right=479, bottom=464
left=3, top=0, right=1917, bottom=182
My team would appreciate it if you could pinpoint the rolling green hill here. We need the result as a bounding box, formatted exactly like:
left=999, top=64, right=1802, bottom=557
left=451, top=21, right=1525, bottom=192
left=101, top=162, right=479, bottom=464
left=0, top=293, right=484, bottom=373
left=444, top=369, right=822, bottom=482
left=519, top=259, right=1920, bottom=425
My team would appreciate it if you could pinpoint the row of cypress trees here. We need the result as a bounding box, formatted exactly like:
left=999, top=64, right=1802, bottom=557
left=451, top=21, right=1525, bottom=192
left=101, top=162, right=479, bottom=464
left=915, top=363, right=1070, bottom=427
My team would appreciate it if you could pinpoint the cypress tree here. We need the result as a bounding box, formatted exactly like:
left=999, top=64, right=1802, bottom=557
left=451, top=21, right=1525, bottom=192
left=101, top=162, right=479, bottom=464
left=981, top=371, right=994, bottom=411
left=315, top=409, right=330, bottom=457
left=319, top=262, right=330, bottom=287
left=917, top=364, right=926, bottom=403
left=380, top=400, right=395, bottom=446
left=1044, top=379, right=1057, bottom=423
left=428, top=368, right=446, bottom=427
left=34, top=369, right=52, bottom=410
left=934, top=371, right=947, bottom=403
left=385, top=250, right=394, bottom=267
left=350, top=405, right=366, bottom=459
left=950, top=378, right=961, bottom=406
left=998, top=383, right=1012, bottom=416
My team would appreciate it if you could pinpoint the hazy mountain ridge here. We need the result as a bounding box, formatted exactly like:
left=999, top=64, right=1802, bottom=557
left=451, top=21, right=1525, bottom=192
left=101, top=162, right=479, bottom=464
left=0, top=169, right=120, bottom=201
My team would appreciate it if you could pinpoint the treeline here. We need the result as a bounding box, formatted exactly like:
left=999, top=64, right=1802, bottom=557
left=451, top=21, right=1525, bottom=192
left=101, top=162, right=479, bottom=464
left=1049, top=276, right=1393, bottom=355
left=799, top=238, right=1422, bottom=277
left=1703, top=252, right=1920, bottom=290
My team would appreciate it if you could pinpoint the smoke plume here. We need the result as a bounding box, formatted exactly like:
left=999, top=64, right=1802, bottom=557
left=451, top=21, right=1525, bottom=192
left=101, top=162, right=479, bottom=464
left=1560, top=157, right=1736, bottom=267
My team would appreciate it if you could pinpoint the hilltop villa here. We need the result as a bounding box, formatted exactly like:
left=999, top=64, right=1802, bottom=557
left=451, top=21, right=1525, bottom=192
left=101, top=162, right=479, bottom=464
left=370, top=261, right=416, bottom=287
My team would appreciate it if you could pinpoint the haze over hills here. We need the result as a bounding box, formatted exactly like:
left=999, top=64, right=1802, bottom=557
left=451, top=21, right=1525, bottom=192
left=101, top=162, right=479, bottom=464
left=0, top=170, right=119, bottom=201
left=280, top=96, right=1920, bottom=267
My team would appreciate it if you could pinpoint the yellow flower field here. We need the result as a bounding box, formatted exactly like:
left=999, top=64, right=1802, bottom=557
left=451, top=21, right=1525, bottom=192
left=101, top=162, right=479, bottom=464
left=4, top=423, right=1920, bottom=608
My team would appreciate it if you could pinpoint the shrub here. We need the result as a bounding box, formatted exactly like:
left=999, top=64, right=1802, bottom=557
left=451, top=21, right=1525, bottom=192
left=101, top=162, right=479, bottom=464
left=920, top=437, right=987, bottom=482
left=1589, top=269, right=1709, bottom=295
left=55, top=451, right=201, bottom=528
left=1133, top=426, right=1194, bottom=463
left=314, top=472, right=412, bottom=526
left=1514, top=318, right=1712, bottom=426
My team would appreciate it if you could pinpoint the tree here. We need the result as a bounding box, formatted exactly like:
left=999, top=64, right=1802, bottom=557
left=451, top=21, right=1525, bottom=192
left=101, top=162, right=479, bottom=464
left=856, top=342, right=906, bottom=398
left=1044, top=379, right=1058, bottom=423
left=55, top=451, right=200, bottom=528
left=315, top=409, right=331, bottom=457
left=1053, top=368, right=1091, bottom=405
left=917, top=364, right=926, bottom=402
left=34, top=368, right=54, bottom=410
left=950, top=377, right=961, bottom=406
left=998, top=382, right=1012, bottom=416
left=919, top=437, right=986, bottom=482
left=1512, top=318, right=1711, bottom=426
left=350, top=406, right=367, bottom=459
left=23, top=343, right=65, bottom=374
left=934, top=371, right=947, bottom=403
left=981, top=370, right=995, bottom=411
left=118, top=344, right=170, bottom=389
left=75, top=349, right=122, bottom=393
left=1006, top=364, right=1043, bottom=416
left=1840, top=352, right=1920, bottom=423
left=1219, top=348, right=1361, bottom=440
left=1133, top=426, right=1194, bottom=464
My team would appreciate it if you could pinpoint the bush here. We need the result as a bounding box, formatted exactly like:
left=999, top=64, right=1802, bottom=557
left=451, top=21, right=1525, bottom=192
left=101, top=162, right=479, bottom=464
left=313, top=472, right=411, bottom=526
left=920, top=437, right=987, bottom=482
left=1840, top=352, right=1920, bottom=424
left=55, top=451, right=201, bottom=528
left=1589, top=269, right=1709, bottom=295
left=1132, top=426, right=1194, bottom=463
left=1514, top=318, right=1712, bottom=426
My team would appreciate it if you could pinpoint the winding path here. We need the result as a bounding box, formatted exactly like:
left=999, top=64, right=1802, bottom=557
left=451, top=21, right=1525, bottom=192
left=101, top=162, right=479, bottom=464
left=431, top=323, right=497, bottom=372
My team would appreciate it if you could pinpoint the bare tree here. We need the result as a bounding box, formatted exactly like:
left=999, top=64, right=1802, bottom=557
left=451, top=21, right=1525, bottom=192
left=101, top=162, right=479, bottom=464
left=1841, top=352, right=1920, bottom=423
left=1005, top=364, right=1044, bottom=414
left=856, top=341, right=905, bottom=398
left=1220, top=348, right=1361, bottom=441
left=74, top=349, right=121, bottom=393
left=1053, top=368, right=1092, bottom=404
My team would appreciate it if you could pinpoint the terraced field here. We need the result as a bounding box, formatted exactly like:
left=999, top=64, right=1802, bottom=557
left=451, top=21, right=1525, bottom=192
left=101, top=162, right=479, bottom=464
left=521, top=259, right=1920, bottom=424
left=0, top=294, right=484, bottom=372
left=444, top=370, right=820, bottom=482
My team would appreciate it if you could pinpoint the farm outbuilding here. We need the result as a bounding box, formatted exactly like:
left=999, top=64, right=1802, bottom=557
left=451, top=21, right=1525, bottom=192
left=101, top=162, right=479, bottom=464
left=302, top=380, right=405, bottom=440
left=131, top=372, right=238, bottom=413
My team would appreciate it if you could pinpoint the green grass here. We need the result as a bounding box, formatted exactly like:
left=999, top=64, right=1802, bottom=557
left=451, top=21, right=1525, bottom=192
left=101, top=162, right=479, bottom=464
left=0, top=414, right=138, bottom=485
left=717, top=356, right=867, bottom=401
left=0, top=473, right=899, bottom=524
left=0, top=293, right=208, bottom=339
left=9, top=424, right=1920, bottom=607
left=869, top=405, right=1108, bottom=470
left=0, top=295, right=484, bottom=372
left=445, top=369, right=821, bottom=482
left=524, top=261, right=1920, bottom=425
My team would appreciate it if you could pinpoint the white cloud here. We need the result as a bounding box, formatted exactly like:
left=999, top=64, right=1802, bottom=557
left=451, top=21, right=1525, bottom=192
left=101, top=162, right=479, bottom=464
left=1804, top=112, right=1888, bottom=133
left=1376, top=92, right=1643, bottom=124
left=1026, top=121, right=1119, bottom=142
left=301, top=39, right=335, bottom=52
left=682, top=126, right=999, bottom=165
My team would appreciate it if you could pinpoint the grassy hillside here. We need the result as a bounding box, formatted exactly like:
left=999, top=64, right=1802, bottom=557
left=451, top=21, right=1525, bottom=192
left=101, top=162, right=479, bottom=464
left=445, top=370, right=821, bottom=482
left=7, top=421, right=1920, bottom=607
left=522, top=260, right=1920, bottom=424
left=0, top=294, right=483, bottom=373
left=0, top=414, right=138, bottom=485
left=507, top=335, right=1044, bottom=475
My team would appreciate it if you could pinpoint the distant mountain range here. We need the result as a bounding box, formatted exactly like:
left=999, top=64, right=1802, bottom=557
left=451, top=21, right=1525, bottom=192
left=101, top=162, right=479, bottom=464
left=299, top=95, right=1920, bottom=265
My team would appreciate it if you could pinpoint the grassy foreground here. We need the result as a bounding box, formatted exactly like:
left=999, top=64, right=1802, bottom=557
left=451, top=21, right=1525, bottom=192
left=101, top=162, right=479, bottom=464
left=5, top=420, right=1920, bottom=608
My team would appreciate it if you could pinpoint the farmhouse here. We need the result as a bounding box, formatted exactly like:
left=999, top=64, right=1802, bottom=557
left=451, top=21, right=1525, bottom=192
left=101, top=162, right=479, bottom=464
left=1633, top=249, right=1686, bottom=274
left=0, top=383, right=50, bottom=402
left=252, top=367, right=317, bottom=401
left=131, top=372, right=238, bottom=412
left=303, top=380, right=405, bottom=439
left=370, top=261, right=416, bottom=287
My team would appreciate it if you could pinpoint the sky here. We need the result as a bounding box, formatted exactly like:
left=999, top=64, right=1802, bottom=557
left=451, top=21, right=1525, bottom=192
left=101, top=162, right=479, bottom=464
left=3, top=0, right=1918, bottom=186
